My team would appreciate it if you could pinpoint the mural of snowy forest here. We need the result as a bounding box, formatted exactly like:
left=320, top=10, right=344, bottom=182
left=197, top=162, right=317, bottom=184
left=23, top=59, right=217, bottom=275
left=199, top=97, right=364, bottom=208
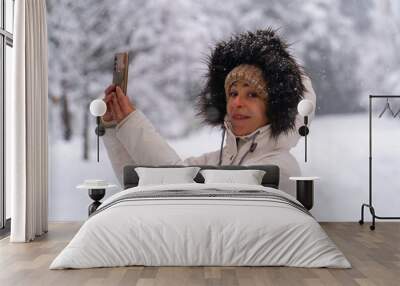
left=46, top=0, right=400, bottom=221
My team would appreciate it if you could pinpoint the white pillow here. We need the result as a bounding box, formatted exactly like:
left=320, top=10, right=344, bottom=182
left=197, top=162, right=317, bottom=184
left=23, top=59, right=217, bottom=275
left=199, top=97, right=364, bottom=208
left=135, top=167, right=200, bottom=186
left=200, top=169, right=266, bottom=185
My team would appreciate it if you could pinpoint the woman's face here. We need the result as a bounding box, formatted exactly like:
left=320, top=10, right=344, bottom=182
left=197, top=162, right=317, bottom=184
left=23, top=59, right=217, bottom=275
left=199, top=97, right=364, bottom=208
left=226, top=80, right=269, bottom=136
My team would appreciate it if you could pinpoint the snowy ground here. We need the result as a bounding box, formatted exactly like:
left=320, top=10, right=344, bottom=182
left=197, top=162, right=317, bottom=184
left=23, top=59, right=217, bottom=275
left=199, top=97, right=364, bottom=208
left=49, top=113, right=400, bottom=222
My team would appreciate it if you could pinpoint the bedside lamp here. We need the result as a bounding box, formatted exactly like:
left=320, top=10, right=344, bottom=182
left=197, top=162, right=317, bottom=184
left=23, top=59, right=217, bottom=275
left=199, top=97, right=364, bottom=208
left=297, top=99, right=314, bottom=162
left=89, top=99, right=107, bottom=162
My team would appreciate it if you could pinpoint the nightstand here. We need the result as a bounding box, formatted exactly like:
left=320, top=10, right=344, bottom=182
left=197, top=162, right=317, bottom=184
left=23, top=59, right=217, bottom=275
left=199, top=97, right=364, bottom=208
left=289, top=177, right=319, bottom=210
left=77, top=180, right=117, bottom=216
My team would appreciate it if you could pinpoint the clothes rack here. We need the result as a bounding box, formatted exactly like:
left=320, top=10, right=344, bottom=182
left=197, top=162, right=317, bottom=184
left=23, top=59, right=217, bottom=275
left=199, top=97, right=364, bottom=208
left=359, top=95, right=400, bottom=230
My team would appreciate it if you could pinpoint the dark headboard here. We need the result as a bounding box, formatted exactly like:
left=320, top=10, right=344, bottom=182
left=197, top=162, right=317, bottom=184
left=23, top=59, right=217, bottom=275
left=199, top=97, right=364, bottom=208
left=123, top=165, right=280, bottom=189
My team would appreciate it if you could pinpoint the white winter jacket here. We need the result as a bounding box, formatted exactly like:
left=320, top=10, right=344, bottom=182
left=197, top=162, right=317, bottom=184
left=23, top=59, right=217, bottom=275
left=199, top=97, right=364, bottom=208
left=102, top=75, right=316, bottom=196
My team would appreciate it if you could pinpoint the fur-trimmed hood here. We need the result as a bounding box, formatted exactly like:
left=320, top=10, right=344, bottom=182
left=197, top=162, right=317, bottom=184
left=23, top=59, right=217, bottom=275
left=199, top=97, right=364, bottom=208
left=197, top=28, right=306, bottom=139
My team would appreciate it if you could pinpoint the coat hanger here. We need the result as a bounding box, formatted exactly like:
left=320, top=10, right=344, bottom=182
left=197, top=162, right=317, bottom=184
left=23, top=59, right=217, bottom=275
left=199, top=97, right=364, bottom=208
left=378, top=98, right=395, bottom=118
left=393, top=101, right=400, bottom=118
left=393, top=107, right=400, bottom=118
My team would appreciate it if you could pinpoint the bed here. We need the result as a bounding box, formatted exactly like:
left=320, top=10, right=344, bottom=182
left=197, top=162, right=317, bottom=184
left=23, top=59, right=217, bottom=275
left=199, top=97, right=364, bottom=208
left=50, top=165, right=351, bottom=269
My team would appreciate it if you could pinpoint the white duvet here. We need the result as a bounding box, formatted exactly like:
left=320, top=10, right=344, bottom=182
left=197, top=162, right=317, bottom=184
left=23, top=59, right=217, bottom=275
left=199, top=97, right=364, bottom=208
left=50, top=183, right=351, bottom=269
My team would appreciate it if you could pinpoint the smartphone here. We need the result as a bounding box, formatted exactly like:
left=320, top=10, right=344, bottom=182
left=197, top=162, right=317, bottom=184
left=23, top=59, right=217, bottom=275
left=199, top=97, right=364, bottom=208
left=101, top=52, right=129, bottom=128
left=113, top=52, right=129, bottom=95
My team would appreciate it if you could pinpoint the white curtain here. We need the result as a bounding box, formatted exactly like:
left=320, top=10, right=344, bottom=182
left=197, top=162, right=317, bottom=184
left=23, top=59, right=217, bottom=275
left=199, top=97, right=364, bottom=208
left=8, top=0, right=48, bottom=242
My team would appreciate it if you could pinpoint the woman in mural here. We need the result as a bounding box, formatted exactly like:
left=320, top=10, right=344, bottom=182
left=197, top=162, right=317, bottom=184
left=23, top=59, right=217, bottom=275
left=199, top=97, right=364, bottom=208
left=101, top=29, right=316, bottom=195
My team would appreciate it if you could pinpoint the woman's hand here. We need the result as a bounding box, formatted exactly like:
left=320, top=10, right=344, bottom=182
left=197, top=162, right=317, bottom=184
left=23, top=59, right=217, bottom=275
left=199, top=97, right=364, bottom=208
left=102, top=85, right=116, bottom=122
left=103, top=84, right=136, bottom=124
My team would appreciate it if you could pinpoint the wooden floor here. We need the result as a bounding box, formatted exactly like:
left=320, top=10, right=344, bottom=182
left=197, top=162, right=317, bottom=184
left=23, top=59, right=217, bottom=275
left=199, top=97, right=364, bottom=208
left=0, top=222, right=399, bottom=286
